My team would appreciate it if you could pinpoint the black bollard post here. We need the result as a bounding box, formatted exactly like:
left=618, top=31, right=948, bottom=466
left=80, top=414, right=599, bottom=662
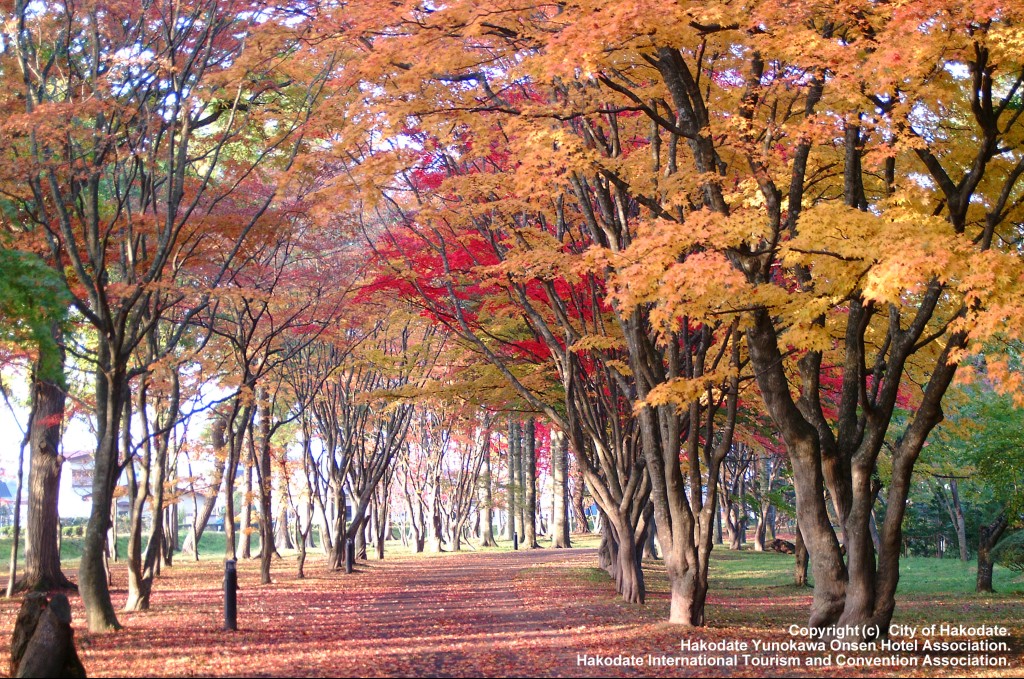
left=513, top=532, right=519, bottom=551
left=344, top=537, right=354, bottom=574
left=224, top=559, right=238, bottom=631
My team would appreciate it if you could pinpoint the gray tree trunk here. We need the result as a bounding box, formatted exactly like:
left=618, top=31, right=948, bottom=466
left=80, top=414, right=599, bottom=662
left=550, top=429, right=570, bottom=548
left=523, top=418, right=538, bottom=548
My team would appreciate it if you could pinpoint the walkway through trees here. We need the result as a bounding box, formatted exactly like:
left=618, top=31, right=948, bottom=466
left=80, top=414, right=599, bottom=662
left=43, top=550, right=674, bottom=677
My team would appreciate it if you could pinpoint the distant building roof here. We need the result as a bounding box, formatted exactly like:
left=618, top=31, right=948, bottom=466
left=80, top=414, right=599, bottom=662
left=64, top=449, right=93, bottom=462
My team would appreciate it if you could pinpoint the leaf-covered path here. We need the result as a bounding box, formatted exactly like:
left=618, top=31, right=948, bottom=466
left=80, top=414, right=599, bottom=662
left=8, top=548, right=672, bottom=678
left=2, top=546, right=1021, bottom=677
left=132, top=547, right=697, bottom=678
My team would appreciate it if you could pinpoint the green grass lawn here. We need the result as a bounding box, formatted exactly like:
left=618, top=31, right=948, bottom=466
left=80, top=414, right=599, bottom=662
left=707, top=548, right=1024, bottom=596
left=0, top=530, right=232, bottom=568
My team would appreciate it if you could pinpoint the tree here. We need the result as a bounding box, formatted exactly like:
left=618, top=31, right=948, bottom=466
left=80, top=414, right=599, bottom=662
left=659, top=5, right=1024, bottom=635
left=927, top=380, right=1024, bottom=591
left=2, top=0, right=333, bottom=629
left=441, top=413, right=493, bottom=551
left=204, top=211, right=351, bottom=582
left=478, top=425, right=498, bottom=547
left=123, top=330, right=186, bottom=611
left=0, top=250, right=72, bottom=591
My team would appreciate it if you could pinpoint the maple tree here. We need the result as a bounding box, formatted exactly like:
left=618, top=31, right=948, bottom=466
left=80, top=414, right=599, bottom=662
left=548, top=0, right=1024, bottom=635
left=201, top=206, right=352, bottom=582
left=0, top=0, right=337, bottom=629
left=548, top=427, right=572, bottom=548
left=395, top=403, right=545, bottom=553
left=123, top=324, right=188, bottom=612
left=437, top=411, right=494, bottom=552
left=306, top=0, right=1024, bottom=634
left=295, top=302, right=438, bottom=569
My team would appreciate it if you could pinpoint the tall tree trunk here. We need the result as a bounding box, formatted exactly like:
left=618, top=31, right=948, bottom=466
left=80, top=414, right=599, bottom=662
left=451, top=516, right=466, bottom=551
left=727, top=504, right=742, bottom=550
left=240, top=456, right=253, bottom=559
left=754, top=514, right=767, bottom=551
left=223, top=404, right=253, bottom=562
left=643, top=512, right=658, bottom=559
left=570, top=452, right=589, bottom=533
left=125, top=369, right=177, bottom=612
left=788, top=439, right=847, bottom=629
left=550, top=429, right=570, bottom=548
left=256, top=397, right=275, bottom=585
left=506, top=420, right=517, bottom=542
left=515, top=421, right=526, bottom=542
left=6, top=405, right=30, bottom=597
left=22, top=333, right=73, bottom=592
left=479, top=437, right=496, bottom=546
left=738, top=473, right=747, bottom=546
left=124, top=390, right=150, bottom=612
left=296, top=518, right=310, bottom=580
left=313, top=486, right=333, bottom=557
left=375, top=493, right=388, bottom=560
left=868, top=508, right=881, bottom=551
left=163, top=503, right=178, bottom=567
left=79, top=351, right=127, bottom=632
left=753, top=456, right=771, bottom=552
left=523, top=418, right=538, bottom=548
left=605, top=516, right=645, bottom=604
left=329, top=485, right=347, bottom=567
left=413, top=498, right=425, bottom=553
left=632, top=343, right=739, bottom=627
left=939, top=478, right=969, bottom=562
left=275, top=501, right=293, bottom=551
left=429, top=474, right=444, bottom=553
left=354, top=514, right=368, bottom=559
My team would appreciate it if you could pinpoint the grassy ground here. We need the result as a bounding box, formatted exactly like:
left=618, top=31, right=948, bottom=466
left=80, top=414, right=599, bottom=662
left=0, top=530, right=231, bottom=567
left=697, top=548, right=1023, bottom=631
left=709, top=549, right=1024, bottom=596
